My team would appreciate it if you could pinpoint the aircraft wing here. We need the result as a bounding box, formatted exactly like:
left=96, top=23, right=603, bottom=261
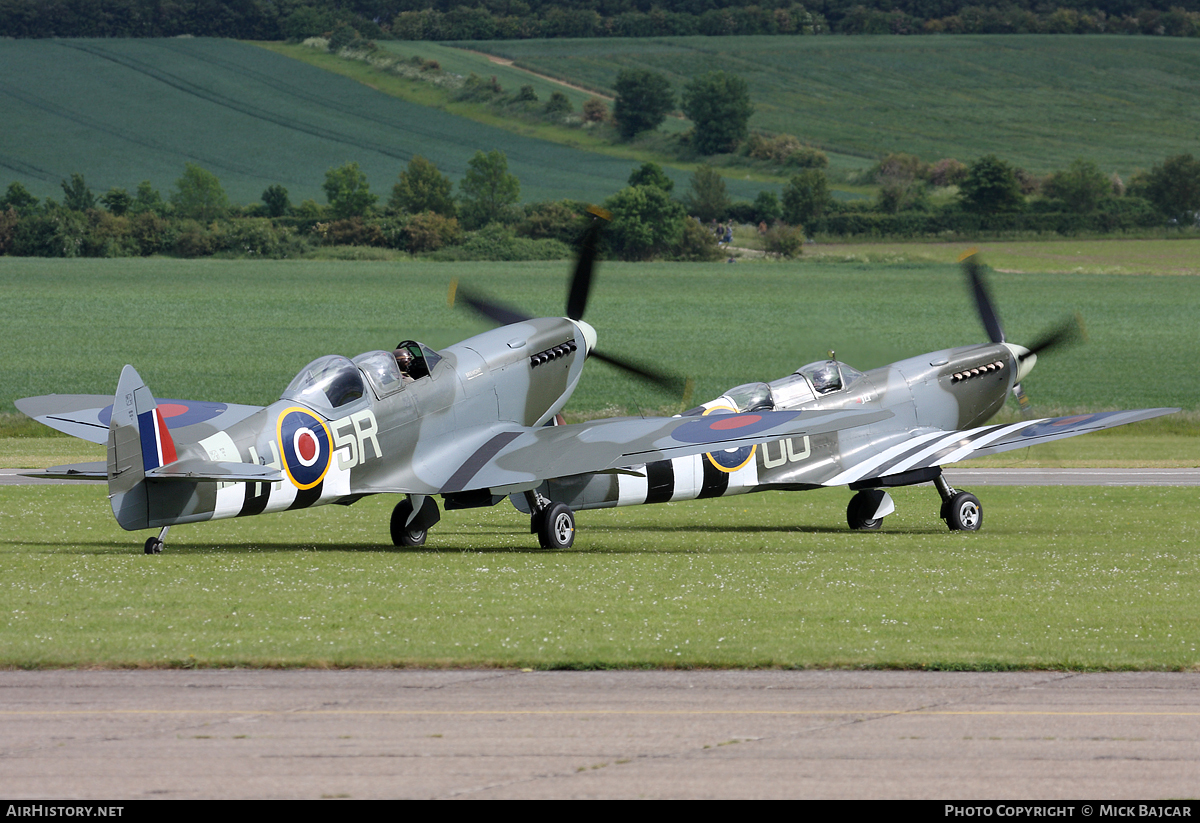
left=20, top=462, right=108, bottom=481
left=15, top=394, right=264, bottom=444
left=823, top=408, right=1179, bottom=487
left=435, top=407, right=892, bottom=494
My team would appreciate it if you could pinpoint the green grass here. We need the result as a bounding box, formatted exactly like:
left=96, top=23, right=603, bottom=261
left=805, top=236, right=1200, bottom=276
left=0, top=38, right=671, bottom=205
left=3, top=483, right=1198, bottom=669
left=4, top=250, right=1200, bottom=418
left=456, top=34, right=1200, bottom=175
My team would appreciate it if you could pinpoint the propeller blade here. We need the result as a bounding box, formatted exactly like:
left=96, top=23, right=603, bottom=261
left=450, top=280, right=533, bottom=328
left=566, top=207, right=610, bottom=321
left=1020, top=313, right=1087, bottom=361
left=589, top=348, right=687, bottom=396
left=961, top=251, right=1005, bottom=344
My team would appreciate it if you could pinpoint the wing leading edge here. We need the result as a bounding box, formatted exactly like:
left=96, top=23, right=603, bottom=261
left=824, top=408, right=1179, bottom=487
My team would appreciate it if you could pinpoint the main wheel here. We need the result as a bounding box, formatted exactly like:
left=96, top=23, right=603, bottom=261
left=846, top=491, right=883, bottom=531
left=390, top=499, right=428, bottom=547
left=536, top=502, right=575, bottom=549
left=143, top=537, right=163, bottom=554
left=944, top=492, right=982, bottom=532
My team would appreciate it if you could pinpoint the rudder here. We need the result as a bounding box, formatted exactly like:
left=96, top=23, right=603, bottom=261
left=108, top=365, right=178, bottom=530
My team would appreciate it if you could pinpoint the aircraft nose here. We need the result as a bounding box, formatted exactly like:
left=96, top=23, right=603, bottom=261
left=1004, top=343, right=1036, bottom=382
left=574, top=319, right=598, bottom=356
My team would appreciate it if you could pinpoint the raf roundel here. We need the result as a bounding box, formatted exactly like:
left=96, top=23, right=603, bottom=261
left=700, top=406, right=757, bottom=473
left=671, top=411, right=796, bottom=445
left=277, top=407, right=332, bottom=490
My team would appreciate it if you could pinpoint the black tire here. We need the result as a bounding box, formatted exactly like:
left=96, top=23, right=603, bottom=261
left=536, top=502, right=575, bottom=549
left=390, top=499, right=427, bottom=547
left=944, top=492, right=982, bottom=532
left=846, top=491, right=882, bottom=531
left=143, top=537, right=162, bottom=554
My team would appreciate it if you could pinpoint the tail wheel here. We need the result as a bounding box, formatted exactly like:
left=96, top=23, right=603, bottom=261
left=944, top=492, right=982, bottom=532
left=536, top=502, right=575, bottom=550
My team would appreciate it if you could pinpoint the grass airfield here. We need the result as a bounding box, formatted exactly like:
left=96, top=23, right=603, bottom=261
left=4, top=483, right=1198, bottom=670
left=2, top=246, right=1198, bottom=670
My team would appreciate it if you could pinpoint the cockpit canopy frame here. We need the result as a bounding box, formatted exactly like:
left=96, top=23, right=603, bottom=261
left=282, top=355, right=367, bottom=414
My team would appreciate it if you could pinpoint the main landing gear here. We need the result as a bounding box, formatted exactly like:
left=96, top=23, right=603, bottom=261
left=525, top=491, right=575, bottom=549
left=935, top=474, right=982, bottom=532
left=846, top=489, right=894, bottom=531
left=390, top=495, right=442, bottom=547
left=846, top=471, right=982, bottom=533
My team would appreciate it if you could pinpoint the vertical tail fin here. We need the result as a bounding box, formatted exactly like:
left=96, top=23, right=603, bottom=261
left=108, top=365, right=178, bottom=530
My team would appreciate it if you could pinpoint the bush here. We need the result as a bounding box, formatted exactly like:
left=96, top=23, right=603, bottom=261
left=671, top=218, right=724, bottom=261
left=130, top=212, right=172, bottom=256
left=425, top=224, right=570, bottom=261
left=457, top=73, right=504, bottom=103
left=929, top=159, right=968, bottom=187
left=745, top=133, right=828, bottom=168
left=405, top=212, right=462, bottom=252
left=581, top=97, right=608, bottom=123
left=84, top=211, right=137, bottom=257
left=312, top=217, right=385, bottom=247
left=0, top=208, right=16, bottom=254
left=544, top=91, right=573, bottom=117
left=763, top=223, right=804, bottom=258
left=215, top=218, right=297, bottom=258
left=517, top=200, right=589, bottom=244
left=173, top=221, right=217, bottom=258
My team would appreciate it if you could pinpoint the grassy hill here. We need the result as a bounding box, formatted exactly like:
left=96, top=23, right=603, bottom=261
left=455, top=34, right=1200, bottom=176
left=0, top=38, right=725, bottom=206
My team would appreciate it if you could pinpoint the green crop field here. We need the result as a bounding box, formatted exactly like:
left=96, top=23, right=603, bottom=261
left=3, top=247, right=1199, bottom=418
left=260, top=40, right=787, bottom=200
left=456, top=34, right=1200, bottom=175
left=0, top=38, right=688, bottom=205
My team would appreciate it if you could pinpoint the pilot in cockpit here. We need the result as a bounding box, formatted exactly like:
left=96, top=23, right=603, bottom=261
left=394, top=347, right=416, bottom=383
left=811, top=362, right=842, bottom=394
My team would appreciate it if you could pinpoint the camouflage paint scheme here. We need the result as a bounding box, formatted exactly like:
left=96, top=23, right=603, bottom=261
left=16, top=258, right=1176, bottom=549
left=16, top=315, right=891, bottom=549
left=514, top=342, right=1173, bottom=523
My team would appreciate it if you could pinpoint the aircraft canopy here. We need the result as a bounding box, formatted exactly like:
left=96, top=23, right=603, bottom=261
left=282, top=355, right=366, bottom=412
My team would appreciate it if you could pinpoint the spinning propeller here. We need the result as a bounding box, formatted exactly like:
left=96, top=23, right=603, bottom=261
left=451, top=207, right=685, bottom=395
left=962, top=251, right=1085, bottom=413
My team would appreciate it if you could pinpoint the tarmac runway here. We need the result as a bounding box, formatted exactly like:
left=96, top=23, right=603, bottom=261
left=2, top=669, right=1199, bottom=800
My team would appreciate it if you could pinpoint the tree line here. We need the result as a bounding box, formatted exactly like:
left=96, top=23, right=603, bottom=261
left=0, top=154, right=728, bottom=262
left=785, top=153, right=1200, bottom=239
left=3, top=151, right=1197, bottom=262
left=2, top=0, right=1198, bottom=39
